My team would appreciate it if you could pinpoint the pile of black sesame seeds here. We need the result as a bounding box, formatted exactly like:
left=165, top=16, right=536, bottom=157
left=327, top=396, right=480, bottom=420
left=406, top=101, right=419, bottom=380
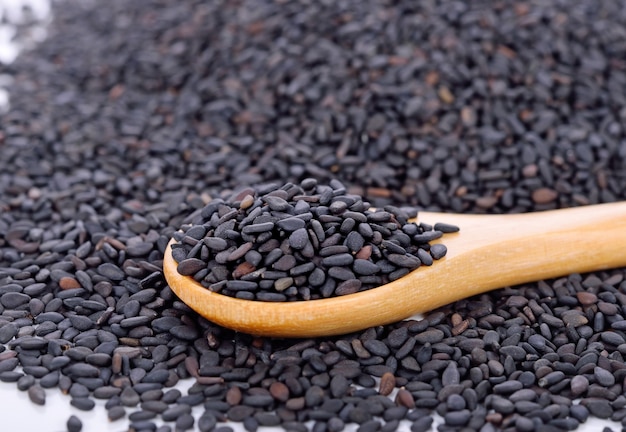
left=171, top=179, right=455, bottom=301
left=1, top=1, right=626, bottom=432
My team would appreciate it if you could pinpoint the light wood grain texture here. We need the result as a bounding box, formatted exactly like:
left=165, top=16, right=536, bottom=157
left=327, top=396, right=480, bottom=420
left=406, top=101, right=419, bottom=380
left=163, top=202, right=626, bottom=337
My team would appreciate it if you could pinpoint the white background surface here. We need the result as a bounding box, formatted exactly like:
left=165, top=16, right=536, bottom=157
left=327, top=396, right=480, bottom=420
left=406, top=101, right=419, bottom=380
left=0, top=1, right=622, bottom=431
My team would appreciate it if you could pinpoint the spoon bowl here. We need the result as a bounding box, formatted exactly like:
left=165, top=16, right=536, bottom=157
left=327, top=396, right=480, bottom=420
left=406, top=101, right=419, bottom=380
left=163, top=202, right=626, bottom=337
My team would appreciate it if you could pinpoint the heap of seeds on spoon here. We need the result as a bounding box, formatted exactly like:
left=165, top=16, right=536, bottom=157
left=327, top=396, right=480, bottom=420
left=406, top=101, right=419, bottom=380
left=171, top=179, right=458, bottom=301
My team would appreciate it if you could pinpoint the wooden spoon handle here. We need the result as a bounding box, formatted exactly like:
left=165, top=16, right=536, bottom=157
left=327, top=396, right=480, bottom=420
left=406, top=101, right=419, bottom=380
left=398, top=201, right=626, bottom=318
left=163, top=202, right=626, bottom=337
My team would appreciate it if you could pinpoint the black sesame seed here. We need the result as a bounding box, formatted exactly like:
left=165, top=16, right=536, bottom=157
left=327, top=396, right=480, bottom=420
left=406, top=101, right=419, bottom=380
left=386, top=254, right=420, bottom=269
left=242, top=222, right=275, bottom=235
left=277, top=217, right=306, bottom=232
left=97, top=263, right=126, bottom=281
left=289, top=228, right=310, bottom=250
left=27, top=385, right=46, bottom=406
left=433, top=223, right=460, bottom=234
left=225, top=281, right=258, bottom=291
left=322, top=253, right=355, bottom=267
left=429, top=244, right=447, bottom=260
left=66, top=415, right=82, bottom=432
left=175, top=413, right=195, bottom=431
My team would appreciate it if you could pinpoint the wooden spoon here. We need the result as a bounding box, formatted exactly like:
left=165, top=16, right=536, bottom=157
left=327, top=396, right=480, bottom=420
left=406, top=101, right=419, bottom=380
left=163, top=202, right=626, bottom=338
